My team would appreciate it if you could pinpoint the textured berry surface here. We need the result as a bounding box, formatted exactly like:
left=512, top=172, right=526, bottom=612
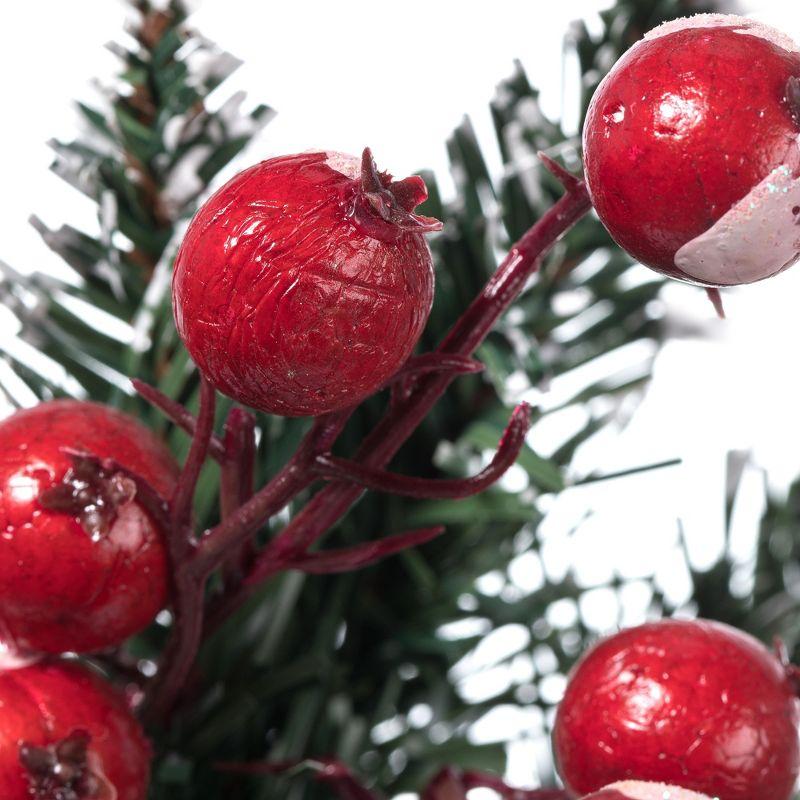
left=583, top=782, right=712, bottom=800
left=0, top=401, right=177, bottom=654
left=0, top=659, right=150, bottom=799
left=583, top=15, right=800, bottom=285
left=173, top=150, right=438, bottom=417
left=553, top=619, right=800, bottom=800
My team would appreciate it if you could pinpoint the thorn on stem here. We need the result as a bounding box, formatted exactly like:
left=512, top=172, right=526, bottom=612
left=537, top=151, right=582, bottom=192
left=705, top=287, right=726, bottom=319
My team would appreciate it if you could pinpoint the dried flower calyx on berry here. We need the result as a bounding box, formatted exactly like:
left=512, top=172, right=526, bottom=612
left=39, top=452, right=137, bottom=539
left=19, top=730, right=115, bottom=800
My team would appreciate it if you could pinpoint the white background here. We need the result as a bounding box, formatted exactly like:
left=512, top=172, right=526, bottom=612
left=1, top=0, right=800, bottom=790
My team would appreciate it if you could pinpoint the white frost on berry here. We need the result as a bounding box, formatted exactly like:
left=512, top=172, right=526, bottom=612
left=324, top=151, right=361, bottom=179
left=595, top=781, right=713, bottom=800
left=644, top=13, right=800, bottom=55
left=674, top=160, right=800, bottom=285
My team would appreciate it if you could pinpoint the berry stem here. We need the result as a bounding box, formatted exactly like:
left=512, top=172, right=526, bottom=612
left=143, top=377, right=217, bottom=721
left=170, top=377, right=217, bottom=533
left=219, top=408, right=258, bottom=587
left=284, top=526, right=446, bottom=573
left=133, top=378, right=226, bottom=462
left=311, top=402, right=531, bottom=499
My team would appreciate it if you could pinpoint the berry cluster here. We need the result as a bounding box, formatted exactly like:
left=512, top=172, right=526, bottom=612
left=2, top=11, right=799, bottom=800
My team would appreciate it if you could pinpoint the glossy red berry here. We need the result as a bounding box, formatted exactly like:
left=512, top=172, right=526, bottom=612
left=583, top=783, right=711, bottom=800
left=172, top=148, right=440, bottom=417
left=0, top=401, right=178, bottom=654
left=583, top=14, right=800, bottom=286
left=0, top=657, right=150, bottom=799
left=553, top=619, right=800, bottom=800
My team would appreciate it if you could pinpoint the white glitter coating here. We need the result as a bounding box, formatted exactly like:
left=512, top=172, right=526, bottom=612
left=674, top=156, right=800, bottom=285
left=324, top=151, right=360, bottom=179
left=602, top=780, right=715, bottom=800
left=643, top=13, right=800, bottom=55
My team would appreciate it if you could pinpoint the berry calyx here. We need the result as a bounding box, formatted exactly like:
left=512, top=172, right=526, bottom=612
left=0, top=401, right=178, bottom=654
left=583, top=14, right=800, bottom=286
left=553, top=619, right=800, bottom=800
left=39, top=455, right=137, bottom=540
left=0, top=659, right=150, bottom=799
left=583, top=783, right=711, bottom=800
left=19, top=730, right=114, bottom=800
left=172, top=149, right=439, bottom=417
left=353, top=147, right=442, bottom=242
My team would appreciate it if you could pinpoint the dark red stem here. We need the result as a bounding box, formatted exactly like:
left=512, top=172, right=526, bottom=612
left=312, top=402, right=530, bottom=499
left=170, top=377, right=216, bottom=532
left=285, top=526, right=446, bottom=574
left=144, top=407, right=352, bottom=720
left=220, top=408, right=257, bottom=586
left=388, top=353, right=485, bottom=385
left=248, top=165, right=590, bottom=582
left=133, top=378, right=226, bottom=461
left=705, top=287, right=725, bottom=319
left=193, top=410, right=350, bottom=577
left=142, top=377, right=216, bottom=721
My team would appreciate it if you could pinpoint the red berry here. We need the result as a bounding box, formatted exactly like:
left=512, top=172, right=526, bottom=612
left=583, top=14, right=800, bottom=286
left=553, top=619, right=800, bottom=800
left=172, top=148, right=440, bottom=417
left=582, top=783, right=712, bottom=800
left=0, top=401, right=177, bottom=654
left=0, top=657, right=150, bottom=799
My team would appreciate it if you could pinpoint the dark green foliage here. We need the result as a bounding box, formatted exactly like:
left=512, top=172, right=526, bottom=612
left=4, top=1, right=797, bottom=799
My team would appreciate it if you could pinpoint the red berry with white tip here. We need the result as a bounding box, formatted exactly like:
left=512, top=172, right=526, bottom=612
left=0, top=401, right=177, bottom=654
left=172, top=148, right=440, bottom=417
left=583, top=14, right=800, bottom=286
left=0, top=657, right=150, bottom=799
left=553, top=619, right=800, bottom=800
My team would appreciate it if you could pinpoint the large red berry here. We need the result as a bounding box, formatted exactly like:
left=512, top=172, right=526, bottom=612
left=172, top=148, right=440, bottom=417
left=0, top=401, right=177, bottom=654
left=0, top=657, right=150, bottom=799
left=583, top=14, right=800, bottom=286
left=553, top=619, right=800, bottom=800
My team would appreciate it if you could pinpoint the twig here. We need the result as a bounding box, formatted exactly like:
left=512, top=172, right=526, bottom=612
left=133, top=378, right=226, bottom=461
left=285, top=526, right=446, bottom=574
left=219, top=408, right=257, bottom=586
left=142, top=377, right=216, bottom=721
left=312, top=403, right=531, bottom=498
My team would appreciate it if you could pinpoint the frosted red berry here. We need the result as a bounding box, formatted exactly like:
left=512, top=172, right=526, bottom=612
left=0, top=401, right=178, bottom=654
left=172, top=148, right=440, bottom=417
left=0, top=657, right=150, bottom=799
left=583, top=14, right=800, bottom=286
left=553, top=619, right=800, bottom=800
